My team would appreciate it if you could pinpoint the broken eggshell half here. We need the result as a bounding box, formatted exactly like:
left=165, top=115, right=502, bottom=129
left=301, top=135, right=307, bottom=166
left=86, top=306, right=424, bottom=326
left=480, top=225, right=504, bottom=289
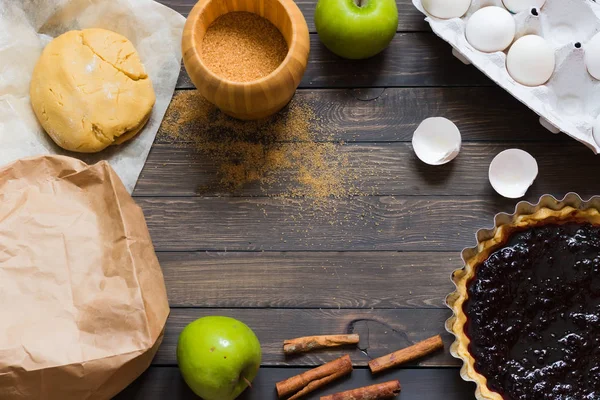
left=489, top=149, right=538, bottom=199
left=412, top=117, right=461, bottom=165
left=422, top=0, right=471, bottom=19
left=466, top=6, right=516, bottom=53
left=502, top=0, right=546, bottom=14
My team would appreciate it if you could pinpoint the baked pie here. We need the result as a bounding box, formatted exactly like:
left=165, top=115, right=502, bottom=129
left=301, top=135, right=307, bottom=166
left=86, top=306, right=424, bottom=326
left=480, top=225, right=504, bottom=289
left=447, top=194, right=600, bottom=400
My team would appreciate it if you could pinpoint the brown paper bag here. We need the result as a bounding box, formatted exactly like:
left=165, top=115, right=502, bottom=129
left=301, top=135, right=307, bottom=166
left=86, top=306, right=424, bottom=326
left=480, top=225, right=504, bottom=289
left=0, top=155, right=170, bottom=399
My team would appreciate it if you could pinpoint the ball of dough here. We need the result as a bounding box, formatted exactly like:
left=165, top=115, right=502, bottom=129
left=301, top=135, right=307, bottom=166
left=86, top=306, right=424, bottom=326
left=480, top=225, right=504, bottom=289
left=30, top=29, right=155, bottom=153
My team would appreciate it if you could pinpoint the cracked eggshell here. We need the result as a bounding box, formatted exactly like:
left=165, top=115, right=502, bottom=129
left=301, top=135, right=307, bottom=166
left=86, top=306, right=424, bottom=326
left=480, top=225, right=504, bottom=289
left=412, top=117, right=461, bottom=165
left=466, top=7, right=516, bottom=53
left=489, top=149, right=538, bottom=198
left=422, top=0, right=471, bottom=19
left=502, top=0, right=546, bottom=13
left=506, top=35, right=555, bottom=86
left=585, top=32, right=600, bottom=80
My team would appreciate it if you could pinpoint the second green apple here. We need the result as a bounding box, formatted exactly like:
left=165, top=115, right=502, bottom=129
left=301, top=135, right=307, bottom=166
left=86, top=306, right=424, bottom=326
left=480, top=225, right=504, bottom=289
left=315, top=0, right=398, bottom=59
left=177, top=316, right=261, bottom=400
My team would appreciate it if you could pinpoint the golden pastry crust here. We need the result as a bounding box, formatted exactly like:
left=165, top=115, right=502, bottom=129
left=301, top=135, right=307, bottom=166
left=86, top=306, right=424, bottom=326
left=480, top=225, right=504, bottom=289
left=446, top=194, right=600, bottom=400
left=30, top=29, right=155, bottom=153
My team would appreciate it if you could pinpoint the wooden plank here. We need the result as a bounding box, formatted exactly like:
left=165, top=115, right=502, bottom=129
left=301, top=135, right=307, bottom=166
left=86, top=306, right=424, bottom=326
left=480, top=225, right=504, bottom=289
left=158, top=251, right=458, bottom=308
left=156, top=87, right=561, bottom=144
left=175, top=33, right=492, bottom=89
left=136, top=142, right=597, bottom=197
left=153, top=308, right=458, bottom=367
left=115, top=366, right=475, bottom=399
left=140, top=196, right=575, bottom=252
left=158, top=0, right=429, bottom=32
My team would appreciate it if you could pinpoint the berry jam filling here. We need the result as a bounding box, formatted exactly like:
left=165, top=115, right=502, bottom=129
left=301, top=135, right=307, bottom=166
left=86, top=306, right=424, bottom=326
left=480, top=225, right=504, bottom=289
left=464, top=223, right=600, bottom=400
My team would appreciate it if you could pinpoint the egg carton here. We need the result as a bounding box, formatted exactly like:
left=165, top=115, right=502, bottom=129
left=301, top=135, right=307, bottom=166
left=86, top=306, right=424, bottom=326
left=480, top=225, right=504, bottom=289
left=412, top=0, right=600, bottom=154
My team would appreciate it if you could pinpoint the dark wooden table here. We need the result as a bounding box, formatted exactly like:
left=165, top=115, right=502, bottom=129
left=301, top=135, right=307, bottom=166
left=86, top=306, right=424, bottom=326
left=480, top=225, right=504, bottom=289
left=115, top=1, right=600, bottom=399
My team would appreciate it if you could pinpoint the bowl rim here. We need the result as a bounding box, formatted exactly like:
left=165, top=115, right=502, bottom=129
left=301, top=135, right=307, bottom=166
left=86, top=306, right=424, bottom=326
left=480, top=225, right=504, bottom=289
left=183, top=0, right=308, bottom=88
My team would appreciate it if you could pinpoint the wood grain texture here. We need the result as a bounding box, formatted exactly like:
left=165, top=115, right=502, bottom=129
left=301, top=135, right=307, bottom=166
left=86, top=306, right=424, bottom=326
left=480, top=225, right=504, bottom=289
left=123, top=3, right=597, bottom=400
left=139, top=196, right=582, bottom=252
left=176, top=33, right=493, bottom=89
left=159, top=0, right=429, bottom=32
left=115, top=367, right=475, bottom=400
left=181, top=0, right=310, bottom=119
left=157, top=251, right=459, bottom=308
left=153, top=308, right=457, bottom=366
left=136, top=142, right=597, bottom=197
left=155, top=87, right=563, bottom=144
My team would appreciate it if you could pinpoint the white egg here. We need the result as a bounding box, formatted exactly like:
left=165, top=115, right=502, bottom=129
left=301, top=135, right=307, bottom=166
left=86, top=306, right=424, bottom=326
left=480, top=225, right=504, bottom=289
left=506, top=35, right=555, bottom=86
left=466, top=7, right=516, bottom=53
left=585, top=32, right=600, bottom=80
left=422, top=0, right=471, bottom=19
left=502, top=0, right=546, bottom=13
left=412, top=117, right=461, bottom=165
left=489, top=149, right=538, bottom=198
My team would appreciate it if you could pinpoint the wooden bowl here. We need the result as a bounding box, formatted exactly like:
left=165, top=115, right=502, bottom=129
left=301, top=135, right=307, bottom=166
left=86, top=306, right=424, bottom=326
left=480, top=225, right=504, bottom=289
left=182, top=0, right=310, bottom=120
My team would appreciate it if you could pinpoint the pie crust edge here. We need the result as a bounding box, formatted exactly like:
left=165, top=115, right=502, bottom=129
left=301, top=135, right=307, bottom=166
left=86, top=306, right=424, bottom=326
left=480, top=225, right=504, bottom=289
left=445, top=193, right=600, bottom=400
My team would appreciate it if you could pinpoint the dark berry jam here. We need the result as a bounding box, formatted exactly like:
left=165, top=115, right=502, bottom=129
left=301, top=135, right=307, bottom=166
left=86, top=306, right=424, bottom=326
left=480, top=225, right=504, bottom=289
left=464, top=223, right=600, bottom=400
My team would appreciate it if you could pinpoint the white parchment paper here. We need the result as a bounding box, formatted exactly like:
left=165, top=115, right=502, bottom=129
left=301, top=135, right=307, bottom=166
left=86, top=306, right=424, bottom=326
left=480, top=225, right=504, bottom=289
left=0, top=0, right=185, bottom=192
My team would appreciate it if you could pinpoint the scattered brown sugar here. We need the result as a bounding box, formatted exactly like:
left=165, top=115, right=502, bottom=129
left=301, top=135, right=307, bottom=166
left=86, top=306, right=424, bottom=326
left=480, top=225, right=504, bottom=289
left=158, top=90, right=355, bottom=199
left=201, top=12, right=288, bottom=82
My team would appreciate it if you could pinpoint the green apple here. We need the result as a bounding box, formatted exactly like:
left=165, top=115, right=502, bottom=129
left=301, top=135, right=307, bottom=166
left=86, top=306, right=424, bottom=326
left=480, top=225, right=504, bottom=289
left=315, top=0, right=399, bottom=59
left=177, top=316, right=261, bottom=400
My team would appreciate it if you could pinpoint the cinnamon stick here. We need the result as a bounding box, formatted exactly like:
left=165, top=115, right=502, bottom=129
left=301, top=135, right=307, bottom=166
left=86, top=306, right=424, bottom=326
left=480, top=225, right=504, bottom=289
left=368, top=335, right=444, bottom=374
left=320, top=380, right=401, bottom=400
left=276, top=355, right=353, bottom=399
left=284, top=334, right=360, bottom=354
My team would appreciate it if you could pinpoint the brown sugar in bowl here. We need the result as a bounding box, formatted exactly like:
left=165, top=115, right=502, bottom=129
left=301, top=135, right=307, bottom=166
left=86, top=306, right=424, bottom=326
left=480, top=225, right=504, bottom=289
left=182, top=0, right=310, bottom=120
